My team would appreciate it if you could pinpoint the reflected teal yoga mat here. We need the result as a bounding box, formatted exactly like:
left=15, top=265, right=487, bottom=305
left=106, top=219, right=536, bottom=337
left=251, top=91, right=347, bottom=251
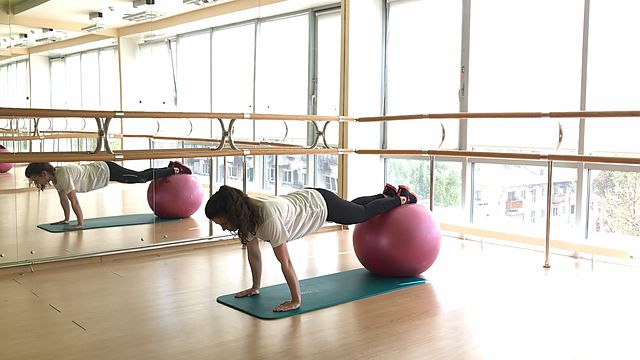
left=37, top=213, right=180, bottom=233
left=216, top=268, right=427, bottom=320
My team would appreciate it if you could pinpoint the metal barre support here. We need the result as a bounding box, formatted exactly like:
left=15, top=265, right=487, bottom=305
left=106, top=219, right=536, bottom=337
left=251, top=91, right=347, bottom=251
left=92, top=117, right=114, bottom=154
left=212, top=118, right=238, bottom=151
left=544, top=160, right=553, bottom=269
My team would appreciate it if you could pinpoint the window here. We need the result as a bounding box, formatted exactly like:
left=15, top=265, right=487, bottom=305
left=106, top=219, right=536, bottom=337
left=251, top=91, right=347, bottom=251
left=467, top=0, right=582, bottom=152
left=212, top=23, right=256, bottom=145
left=0, top=59, right=29, bottom=107
left=255, top=14, right=309, bottom=146
left=283, top=170, right=293, bottom=184
left=227, top=163, right=238, bottom=179
left=386, top=0, right=461, bottom=149
left=324, top=175, right=337, bottom=192
left=585, top=0, right=640, bottom=155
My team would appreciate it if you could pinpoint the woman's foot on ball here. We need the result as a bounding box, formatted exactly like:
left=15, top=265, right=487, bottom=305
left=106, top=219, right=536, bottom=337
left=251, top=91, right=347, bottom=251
left=383, top=183, right=398, bottom=197
left=171, top=161, right=192, bottom=174
left=398, top=185, right=417, bottom=204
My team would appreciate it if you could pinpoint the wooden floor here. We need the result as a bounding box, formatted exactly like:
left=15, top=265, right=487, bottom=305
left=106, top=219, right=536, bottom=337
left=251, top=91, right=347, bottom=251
left=2, top=231, right=640, bottom=360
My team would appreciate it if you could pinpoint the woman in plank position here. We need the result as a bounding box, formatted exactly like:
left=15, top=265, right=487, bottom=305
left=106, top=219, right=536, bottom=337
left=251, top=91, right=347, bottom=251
left=205, top=184, right=417, bottom=312
left=25, top=161, right=191, bottom=230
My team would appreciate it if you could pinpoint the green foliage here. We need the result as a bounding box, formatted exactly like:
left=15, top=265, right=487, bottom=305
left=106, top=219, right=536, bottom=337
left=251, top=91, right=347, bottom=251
left=387, top=159, right=461, bottom=207
left=592, top=170, right=640, bottom=236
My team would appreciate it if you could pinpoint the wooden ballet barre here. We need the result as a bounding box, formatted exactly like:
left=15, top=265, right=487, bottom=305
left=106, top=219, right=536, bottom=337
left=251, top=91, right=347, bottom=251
left=548, top=110, right=640, bottom=118
left=356, top=149, right=430, bottom=156
left=356, top=148, right=640, bottom=166
left=356, top=112, right=545, bottom=122
left=428, top=149, right=544, bottom=161
left=0, top=134, right=99, bottom=141
left=356, top=110, right=640, bottom=122
left=548, top=154, right=640, bottom=166
left=118, top=134, right=305, bottom=148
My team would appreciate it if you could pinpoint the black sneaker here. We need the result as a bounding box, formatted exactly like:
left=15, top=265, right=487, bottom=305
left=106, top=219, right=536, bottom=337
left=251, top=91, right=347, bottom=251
left=168, top=161, right=176, bottom=168
left=383, top=183, right=398, bottom=197
left=172, top=160, right=192, bottom=174
left=398, top=185, right=417, bottom=204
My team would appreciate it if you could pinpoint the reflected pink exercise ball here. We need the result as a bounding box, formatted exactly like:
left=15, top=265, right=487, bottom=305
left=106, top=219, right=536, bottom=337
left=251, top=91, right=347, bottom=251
left=0, top=145, right=14, bottom=173
left=353, top=204, right=441, bottom=277
left=147, top=174, right=204, bottom=219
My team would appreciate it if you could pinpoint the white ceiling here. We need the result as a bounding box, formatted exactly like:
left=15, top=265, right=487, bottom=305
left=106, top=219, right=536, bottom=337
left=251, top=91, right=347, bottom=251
left=0, top=0, right=337, bottom=54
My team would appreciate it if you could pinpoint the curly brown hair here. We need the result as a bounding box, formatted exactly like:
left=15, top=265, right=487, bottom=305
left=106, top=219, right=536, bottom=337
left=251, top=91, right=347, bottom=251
left=205, top=185, right=263, bottom=244
left=24, top=162, right=56, bottom=191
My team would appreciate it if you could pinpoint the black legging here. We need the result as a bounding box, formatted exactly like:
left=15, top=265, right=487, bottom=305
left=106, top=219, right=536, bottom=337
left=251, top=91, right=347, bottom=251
left=106, top=161, right=174, bottom=184
left=313, top=188, right=401, bottom=225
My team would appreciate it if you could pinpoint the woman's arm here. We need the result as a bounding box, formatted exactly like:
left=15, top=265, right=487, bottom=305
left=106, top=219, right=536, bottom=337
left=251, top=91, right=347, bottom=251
left=272, top=242, right=301, bottom=312
left=65, top=191, right=84, bottom=229
left=234, top=239, right=262, bottom=297
left=53, top=190, right=71, bottom=225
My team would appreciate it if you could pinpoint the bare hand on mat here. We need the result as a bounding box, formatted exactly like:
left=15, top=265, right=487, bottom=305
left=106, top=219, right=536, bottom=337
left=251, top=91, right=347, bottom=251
left=235, top=288, right=260, bottom=298
left=273, top=300, right=300, bottom=312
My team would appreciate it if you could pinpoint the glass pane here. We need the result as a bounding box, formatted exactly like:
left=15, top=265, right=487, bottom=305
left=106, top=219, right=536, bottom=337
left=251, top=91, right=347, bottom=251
left=589, top=169, right=640, bottom=250
left=99, top=48, right=120, bottom=110
left=50, top=59, right=67, bottom=111
left=212, top=23, right=256, bottom=142
left=225, top=156, right=245, bottom=190
left=586, top=0, right=640, bottom=155
left=385, top=158, right=429, bottom=206
left=386, top=0, right=461, bottom=149
left=212, top=23, right=255, bottom=113
left=468, top=0, right=583, bottom=152
left=316, top=10, right=341, bottom=117
left=65, top=55, right=82, bottom=110
left=434, top=160, right=463, bottom=222
left=176, top=32, right=211, bottom=138
left=255, top=14, right=309, bottom=145
left=473, top=163, right=577, bottom=238
left=279, top=155, right=310, bottom=194
left=316, top=154, right=338, bottom=191
left=81, top=51, right=100, bottom=109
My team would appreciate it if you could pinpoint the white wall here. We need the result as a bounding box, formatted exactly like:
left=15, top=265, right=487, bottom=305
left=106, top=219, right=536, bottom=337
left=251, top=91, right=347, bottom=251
left=346, top=0, right=386, bottom=199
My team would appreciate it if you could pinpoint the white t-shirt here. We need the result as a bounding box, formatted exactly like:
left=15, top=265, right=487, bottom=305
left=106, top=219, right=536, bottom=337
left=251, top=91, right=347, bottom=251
left=249, top=189, right=328, bottom=248
left=54, top=162, right=110, bottom=194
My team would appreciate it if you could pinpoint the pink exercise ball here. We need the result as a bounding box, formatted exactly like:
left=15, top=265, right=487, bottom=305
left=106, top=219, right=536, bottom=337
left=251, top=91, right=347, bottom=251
left=353, top=204, right=441, bottom=277
left=0, top=144, right=14, bottom=173
left=147, top=174, right=204, bottom=219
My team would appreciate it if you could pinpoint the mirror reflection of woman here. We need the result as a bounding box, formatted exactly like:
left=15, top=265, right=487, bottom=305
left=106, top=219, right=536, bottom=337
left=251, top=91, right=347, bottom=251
left=25, top=161, right=191, bottom=230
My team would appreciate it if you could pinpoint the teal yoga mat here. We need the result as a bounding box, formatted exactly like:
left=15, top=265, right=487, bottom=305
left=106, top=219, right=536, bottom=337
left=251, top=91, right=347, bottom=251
left=37, top=213, right=180, bottom=233
left=216, top=268, right=427, bottom=320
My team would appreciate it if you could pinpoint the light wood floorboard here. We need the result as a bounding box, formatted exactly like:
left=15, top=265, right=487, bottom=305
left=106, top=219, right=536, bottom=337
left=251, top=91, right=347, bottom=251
left=2, top=231, right=640, bottom=359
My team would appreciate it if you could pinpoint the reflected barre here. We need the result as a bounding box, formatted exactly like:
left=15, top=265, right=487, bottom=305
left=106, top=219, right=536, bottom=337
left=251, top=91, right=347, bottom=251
left=0, top=147, right=351, bottom=164
left=0, top=107, right=355, bottom=153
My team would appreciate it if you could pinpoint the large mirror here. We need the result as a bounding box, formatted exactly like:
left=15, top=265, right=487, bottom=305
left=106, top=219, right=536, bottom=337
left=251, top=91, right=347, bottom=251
left=0, top=0, right=342, bottom=267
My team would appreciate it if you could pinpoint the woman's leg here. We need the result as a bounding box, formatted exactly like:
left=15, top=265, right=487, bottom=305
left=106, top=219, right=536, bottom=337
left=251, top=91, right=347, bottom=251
left=351, top=194, right=385, bottom=205
left=313, top=188, right=401, bottom=225
left=106, top=161, right=175, bottom=183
